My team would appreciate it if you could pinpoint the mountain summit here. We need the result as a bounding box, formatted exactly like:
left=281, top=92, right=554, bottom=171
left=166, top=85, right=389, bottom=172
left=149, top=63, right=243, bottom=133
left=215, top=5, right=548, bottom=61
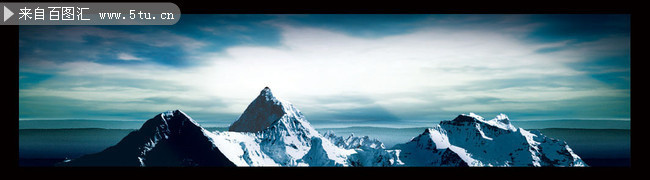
left=229, top=87, right=311, bottom=133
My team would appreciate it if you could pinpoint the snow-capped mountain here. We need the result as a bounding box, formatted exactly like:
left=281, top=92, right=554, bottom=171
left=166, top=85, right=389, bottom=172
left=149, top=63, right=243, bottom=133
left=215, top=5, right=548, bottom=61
left=59, top=110, right=235, bottom=167
left=58, top=87, right=587, bottom=167
left=206, top=87, right=399, bottom=166
left=208, top=87, right=327, bottom=166
left=392, top=113, right=587, bottom=167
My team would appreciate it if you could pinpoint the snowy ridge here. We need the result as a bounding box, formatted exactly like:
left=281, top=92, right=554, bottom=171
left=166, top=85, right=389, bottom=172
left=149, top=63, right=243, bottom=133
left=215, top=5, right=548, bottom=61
left=465, top=112, right=517, bottom=131
left=323, top=131, right=386, bottom=149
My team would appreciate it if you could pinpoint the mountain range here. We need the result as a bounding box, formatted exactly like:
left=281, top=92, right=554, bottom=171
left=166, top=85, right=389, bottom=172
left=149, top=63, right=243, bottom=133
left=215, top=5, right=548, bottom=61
left=60, top=87, right=586, bottom=167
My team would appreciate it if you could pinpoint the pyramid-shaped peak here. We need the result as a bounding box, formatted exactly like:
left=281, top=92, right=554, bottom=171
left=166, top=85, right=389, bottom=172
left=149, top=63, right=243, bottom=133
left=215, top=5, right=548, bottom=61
left=229, top=87, right=290, bottom=133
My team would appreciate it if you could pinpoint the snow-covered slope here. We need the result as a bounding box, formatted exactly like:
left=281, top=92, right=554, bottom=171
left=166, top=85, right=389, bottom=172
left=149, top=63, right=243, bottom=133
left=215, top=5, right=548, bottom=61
left=392, top=113, right=587, bottom=167
left=299, top=137, right=357, bottom=166
left=59, top=110, right=235, bottom=167
left=310, top=131, right=400, bottom=166
left=392, top=127, right=469, bottom=167
left=205, top=131, right=279, bottom=166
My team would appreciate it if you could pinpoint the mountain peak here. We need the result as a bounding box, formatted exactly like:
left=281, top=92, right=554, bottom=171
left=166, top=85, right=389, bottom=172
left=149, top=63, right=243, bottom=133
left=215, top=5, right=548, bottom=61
left=450, top=113, right=481, bottom=123
left=137, top=109, right=201, bottom=137
left=450, top=113, right=516, bottom=131
left=260, top=86, right=273, bottom=97
left=229, top=87, right=302, bottom=133
left=161, top=109, right=191, bottom=122
left=162, top=110, right=197, bottom=126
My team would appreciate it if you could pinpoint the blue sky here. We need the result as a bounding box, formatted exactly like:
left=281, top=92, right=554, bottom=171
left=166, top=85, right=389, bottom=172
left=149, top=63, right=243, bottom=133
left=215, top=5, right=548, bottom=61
left=18, top=14, right=630, bottom=126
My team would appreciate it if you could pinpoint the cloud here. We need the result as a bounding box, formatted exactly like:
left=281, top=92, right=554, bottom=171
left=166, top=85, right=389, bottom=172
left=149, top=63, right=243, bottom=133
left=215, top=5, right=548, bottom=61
left=199, top=25, right=249, bottom=36
left=20, top=26, right=207, bottom=52
left=117, top=53, right=144, bottom=61
left=19, top=16, right=630, bottom=122
left=195, top=25, right=627, bottom=120
left=198, top=25, right=583, bottom=95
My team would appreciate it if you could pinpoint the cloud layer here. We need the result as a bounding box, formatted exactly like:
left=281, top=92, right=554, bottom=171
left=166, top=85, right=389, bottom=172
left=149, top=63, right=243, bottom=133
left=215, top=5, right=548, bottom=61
left=19, top=15, right=630, bottom=124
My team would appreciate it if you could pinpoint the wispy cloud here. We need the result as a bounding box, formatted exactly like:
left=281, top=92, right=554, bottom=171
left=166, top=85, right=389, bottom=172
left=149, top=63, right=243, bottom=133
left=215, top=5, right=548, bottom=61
left=20, top=26, right=207, bottom=53
left=117, top=53, right=144, bottom=61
